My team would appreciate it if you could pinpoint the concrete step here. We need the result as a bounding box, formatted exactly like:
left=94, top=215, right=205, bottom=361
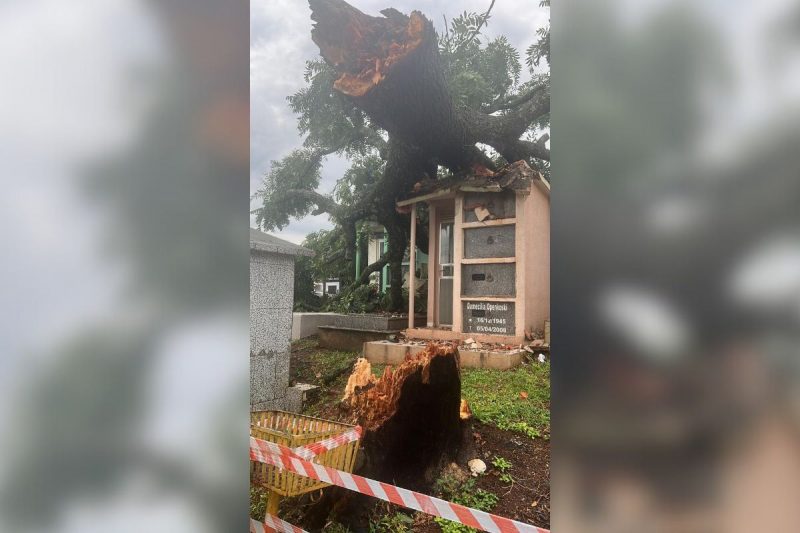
left=286, top=382, right=320, bottom=412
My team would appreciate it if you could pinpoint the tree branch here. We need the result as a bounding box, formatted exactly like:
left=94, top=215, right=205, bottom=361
left=515, top=137, right=550, bottom=162
left=482, top=83, right=547, bottom=114
left=283, top=189, right=341, bottom=216
left=451, top=0, right=496, bottom=56
left=358, top=256, right=389, bottom=284
left=492, top=88, right=550, bottom=139
left=463, top=88, right=550, bottom=162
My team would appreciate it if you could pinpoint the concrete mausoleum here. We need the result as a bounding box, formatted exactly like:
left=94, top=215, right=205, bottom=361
left=250, top=228, right=313, bottom=411
left=397, top=160, right=550, bottom=345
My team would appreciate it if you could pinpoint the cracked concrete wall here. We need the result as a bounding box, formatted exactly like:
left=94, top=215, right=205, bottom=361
left=250, top=249, right=294, bottom=411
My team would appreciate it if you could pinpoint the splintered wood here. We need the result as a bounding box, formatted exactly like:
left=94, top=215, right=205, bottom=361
left=301, top=343, right=465, bottom=526
left=310, top=0, right=426, bottom=96
left=342, top=342, right=459, bottom=431
left=340, top=342, right=463, bottom=491
left=342, top=358, right=377, bottom=402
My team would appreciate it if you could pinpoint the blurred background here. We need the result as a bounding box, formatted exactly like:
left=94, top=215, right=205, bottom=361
left=0, top=0, right=249, bottom=531
left=553, top=0, right=800, bottom=531
left=3, top=0, right=800, bottom=531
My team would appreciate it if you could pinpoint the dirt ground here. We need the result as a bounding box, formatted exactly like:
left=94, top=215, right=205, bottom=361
left=284, top=336, right=550, bottom=531
left=472, top=422, right=550, bottom=527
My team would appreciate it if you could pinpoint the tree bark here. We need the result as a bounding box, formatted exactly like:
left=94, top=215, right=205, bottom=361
left=357, top=256, right=388, bottom=284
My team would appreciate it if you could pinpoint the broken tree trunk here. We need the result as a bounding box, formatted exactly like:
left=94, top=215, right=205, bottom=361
left=303, top=343, right=463, bottom=529
left=344, top=343, right=463, bottom=489
left=309, top=0, right=550, bottom=171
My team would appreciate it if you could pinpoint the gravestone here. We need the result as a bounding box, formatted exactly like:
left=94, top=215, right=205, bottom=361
left=250, top=229, right=313, bottom=411
left=461, top=263, right=516, bottom=297
left=462, top=301, right=516, bottom=335
left=463, top=225, right=516, bottom=259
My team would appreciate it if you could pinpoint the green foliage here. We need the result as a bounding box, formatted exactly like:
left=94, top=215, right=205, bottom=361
left=304, top=229, right=351, bottom=282
left=325, top=284, right=383, bottom=314
left=439, top=13, right=523, bottom=109
left=249, top=487, right=268, bottom=522
left=369, top=511, right=414, bottom=533
left=255, top=5, right=551, bottom=282
left=526, top=1, right=550, bottom=72
left=292, top=228, right=351, bottom=311
left=293, top=255, right=322, bottom=311
left=491, top=455, right=512, bottom=472
left=255, top=149, right=324, bottom=230
left=433, top=476, right=499, bottom=533
left=333, top=154, right=384, bottom=208
left=461, top=363, right=550, bottom=439
left=491, top=456, right=513, bottom=484
left=287, top=60, right=380, bottom=157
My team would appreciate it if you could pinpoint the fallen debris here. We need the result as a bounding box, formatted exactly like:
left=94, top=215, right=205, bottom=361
left=460, top=398, right=473, bottom=420
left=474, top=205, right=491, bottom=221
left=342, top=358, right=377, bottom=401
left=468, top=458, right=487, bottom=476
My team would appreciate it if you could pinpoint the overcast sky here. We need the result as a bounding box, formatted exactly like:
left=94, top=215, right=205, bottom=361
left=250, top=0, right=549, bottom=244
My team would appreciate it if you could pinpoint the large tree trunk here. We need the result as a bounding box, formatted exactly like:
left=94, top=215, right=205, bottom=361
left=373, top=136, right=432, bottom=310
left=309, top=0, right=549, bottom=173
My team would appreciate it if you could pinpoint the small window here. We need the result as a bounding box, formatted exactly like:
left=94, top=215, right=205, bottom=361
left=326, top=284, right=338, bottom=295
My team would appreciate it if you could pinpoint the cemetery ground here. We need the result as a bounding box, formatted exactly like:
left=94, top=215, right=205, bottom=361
left=251, top=336, right=550, bottom=531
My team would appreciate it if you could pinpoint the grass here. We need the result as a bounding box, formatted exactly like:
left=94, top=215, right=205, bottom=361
left=433, top=474, right=499, bottom=533
left=290, top=338, right=550, bottom=439
left=249, top=486, right=268, bottom=522
left=291, top=341, right=356, bottom=386
left=372, top=358, right=550, bottom=440
left=368, top=510, right=414, bottom=532
left=461, top=362, right=550, bottom=439
left=290, top=338, right=360, bottom=419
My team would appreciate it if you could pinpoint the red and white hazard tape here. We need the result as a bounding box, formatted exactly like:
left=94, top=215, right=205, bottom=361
left=250, top=436, right=549, bottom=533
left=250, top=426, right=362, bottom=461
left=250, top=515, right=307, bottom=533
left=295, top=426, right=362, bottom=460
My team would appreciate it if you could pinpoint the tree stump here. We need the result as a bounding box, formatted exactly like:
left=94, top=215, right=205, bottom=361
left=304, top=343, right=464, bottom=530
left=344, top=342, right=463, bottom=490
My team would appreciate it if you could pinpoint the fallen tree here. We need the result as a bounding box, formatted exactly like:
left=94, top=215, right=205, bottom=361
left=310, top=0, right=549, bottom=169
left=255, top=0, right=550, bottom=310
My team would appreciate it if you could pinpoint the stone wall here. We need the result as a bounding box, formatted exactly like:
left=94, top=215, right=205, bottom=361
left=250, top=249, right=294, bottom=411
